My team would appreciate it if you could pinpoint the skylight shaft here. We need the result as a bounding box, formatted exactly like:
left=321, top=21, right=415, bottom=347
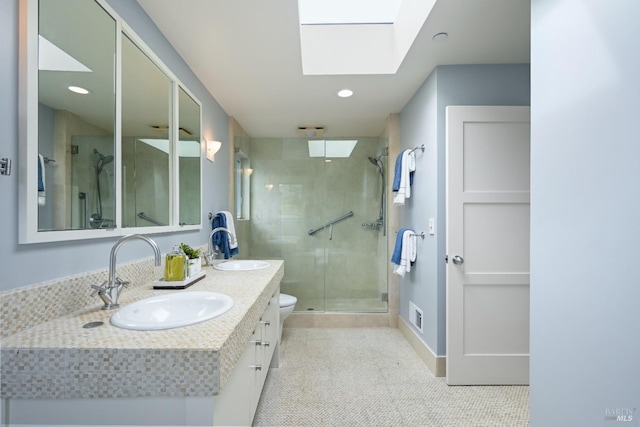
left=298, top=0, right=403, bottom=25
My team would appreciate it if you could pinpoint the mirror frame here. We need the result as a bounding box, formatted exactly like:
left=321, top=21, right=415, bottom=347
left=18, top=0, right=203, bottom=243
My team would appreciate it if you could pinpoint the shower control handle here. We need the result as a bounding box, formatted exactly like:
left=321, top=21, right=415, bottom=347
left=452, top=255, right=464, bottom=265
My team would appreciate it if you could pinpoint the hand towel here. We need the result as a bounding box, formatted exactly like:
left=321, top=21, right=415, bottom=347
left=38, top=154, right=46, bottom=206
left=212, top=212, right=239, bottom=259
left=392, top=150, right=415, bottom=206
left=391, top=228, right=416, bottom=277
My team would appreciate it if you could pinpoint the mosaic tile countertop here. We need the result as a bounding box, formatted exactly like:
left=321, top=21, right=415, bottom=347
left=1, top=260, right=284, bottom=400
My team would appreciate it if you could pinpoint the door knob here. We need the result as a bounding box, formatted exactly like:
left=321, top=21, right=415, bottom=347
left=452, top=255, right=464, bottom=265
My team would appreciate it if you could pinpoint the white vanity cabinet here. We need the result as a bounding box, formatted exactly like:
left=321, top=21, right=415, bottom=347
left=213, top=289, right=280, bottom=426
left=2, top=261, right=285, bottom=427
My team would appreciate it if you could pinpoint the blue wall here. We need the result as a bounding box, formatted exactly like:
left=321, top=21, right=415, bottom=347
left=399, top=64, right=530, bottom=355
left=530, top=1, right=640, bottom=425
left=0, top=0, right=229, bottom=291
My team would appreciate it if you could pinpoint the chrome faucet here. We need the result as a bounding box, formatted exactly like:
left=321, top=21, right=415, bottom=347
left=206, top=227, right=237, bottom=265
left=91, top=234, right=162, bottom=310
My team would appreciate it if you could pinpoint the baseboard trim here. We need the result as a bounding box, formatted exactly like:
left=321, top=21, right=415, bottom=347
left=398, top=316, right=446, bottom=377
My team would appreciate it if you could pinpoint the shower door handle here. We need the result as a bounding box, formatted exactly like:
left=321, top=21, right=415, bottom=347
left=329, top=223, right=333, bottom=240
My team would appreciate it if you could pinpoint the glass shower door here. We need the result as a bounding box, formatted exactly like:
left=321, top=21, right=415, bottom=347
left=321, top=139, right=387, bottom=312
left=248, top=136, right=387, bottom=313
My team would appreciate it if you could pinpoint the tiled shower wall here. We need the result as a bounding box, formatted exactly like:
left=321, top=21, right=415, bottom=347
left=248, top=137, right=387, bottom=312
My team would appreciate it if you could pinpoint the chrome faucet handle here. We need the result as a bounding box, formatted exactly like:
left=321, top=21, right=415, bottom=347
left=90, top=281, right=108, bottom=297
left=114, top=277, right=130, bottom=288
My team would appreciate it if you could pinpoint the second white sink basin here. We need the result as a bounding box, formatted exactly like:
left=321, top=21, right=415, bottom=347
left=111, top=291, right=233, bottom=331
left=214, top=260, right=270, bottom=271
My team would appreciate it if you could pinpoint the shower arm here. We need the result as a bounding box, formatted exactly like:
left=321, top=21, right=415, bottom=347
left=308, top=211, right=354, bottom=236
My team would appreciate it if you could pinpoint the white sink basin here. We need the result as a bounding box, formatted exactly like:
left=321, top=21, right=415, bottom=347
left=111, top=291, right=233, bottom=331
left=214, top=260, right=270, bottom=271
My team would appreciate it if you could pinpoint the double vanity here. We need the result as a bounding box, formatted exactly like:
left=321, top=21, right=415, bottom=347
left=1, top=260, right=283, bottom=426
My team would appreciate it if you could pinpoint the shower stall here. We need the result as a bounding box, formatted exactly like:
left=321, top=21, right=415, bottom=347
left=246, top=137, right=388, bottom=313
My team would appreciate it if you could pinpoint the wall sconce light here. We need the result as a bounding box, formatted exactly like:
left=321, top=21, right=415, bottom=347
left=206, top=140, right=222, bottom=162
left=245, top=167, right=254, bottom=176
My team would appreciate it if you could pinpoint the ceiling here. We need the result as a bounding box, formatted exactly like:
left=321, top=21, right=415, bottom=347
left=137, top=0, right=530, bottom=138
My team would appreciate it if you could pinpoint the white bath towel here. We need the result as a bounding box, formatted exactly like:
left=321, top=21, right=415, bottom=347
left=220, top=211, right=238, bottom=250
left=392, top=150, right=416, bottom=206
left=393, top=229, right=416, bottom=277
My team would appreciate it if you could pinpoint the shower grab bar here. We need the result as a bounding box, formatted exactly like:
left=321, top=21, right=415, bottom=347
left=137, top=212, right=165, bottom=226
left=308, top=211, right=354, bottom=235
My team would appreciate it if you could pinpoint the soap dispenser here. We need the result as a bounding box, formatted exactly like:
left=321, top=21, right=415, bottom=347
left=164, top=245, right=188, bottom=281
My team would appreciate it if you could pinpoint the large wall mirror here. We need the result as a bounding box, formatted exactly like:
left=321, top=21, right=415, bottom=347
left=19, top=0, right=203, bottom=243
left=37, top=0, right=116, bottom=231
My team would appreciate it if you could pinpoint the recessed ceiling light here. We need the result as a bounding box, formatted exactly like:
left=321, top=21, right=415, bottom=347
left=337, top=89, right=353, bottom=98
left=68, top=85, right=90, bottom=95
left=432, top=32, right=448, bottom=42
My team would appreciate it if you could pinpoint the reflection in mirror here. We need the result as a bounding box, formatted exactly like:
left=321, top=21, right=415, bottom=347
left=178, top=88, right=201, bottom=226
left=235, top=148, right=251, bottom=220
left=37, top=0, right=116, bottom=231
left=121, top=34, right=172, bottom=228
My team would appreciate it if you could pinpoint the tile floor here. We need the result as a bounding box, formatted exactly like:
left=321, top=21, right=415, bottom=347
left=253, top=328, right=529, bottom=427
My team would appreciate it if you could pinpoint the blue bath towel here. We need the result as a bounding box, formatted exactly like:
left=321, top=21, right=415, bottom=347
left=37, top=155, right=45, bottom=191
left=391, top=227, right=410, bottom=265
left=391, top=228, right=417, bottom=277
left=392, top=150, right=414, bottom=192
left=212, top=213, right=239, bottom=259
left=392, top=152, right=403, bottom=192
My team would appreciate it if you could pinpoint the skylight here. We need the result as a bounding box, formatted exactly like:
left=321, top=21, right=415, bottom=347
left=298, top=0, right=437, bottom=75
left=38, top=35, right=92, bottom=72
left=308, top=140, right=358, bottom=158
left=138, top=139, right=200, bottom=158
left=298, top=0, right=403, bottom=25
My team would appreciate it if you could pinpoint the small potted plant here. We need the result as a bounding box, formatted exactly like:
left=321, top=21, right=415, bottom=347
left=180, top=243, right=201, bottom=277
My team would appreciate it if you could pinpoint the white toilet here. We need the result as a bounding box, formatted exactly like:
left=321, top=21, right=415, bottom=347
left=279, top=293, right=297, bottom=332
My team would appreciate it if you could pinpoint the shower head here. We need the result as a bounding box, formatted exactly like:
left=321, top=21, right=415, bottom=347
left=368, top=155, right=384, bottom=176
left=94, top=149, right=114, bottom=164
left=102, top=155, right=114, bottom=164
left=94, top=148, right=114, bottom=174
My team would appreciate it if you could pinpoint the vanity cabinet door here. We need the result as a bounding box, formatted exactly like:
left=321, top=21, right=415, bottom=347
left=212, top=337, right=254, bottom=427
left=213, top=289, right=281, bottom=426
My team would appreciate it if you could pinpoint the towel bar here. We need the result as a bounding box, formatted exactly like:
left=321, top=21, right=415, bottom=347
left=409, top=144, right=425, bottom=154
left=395, top=230, right=426, bottom=239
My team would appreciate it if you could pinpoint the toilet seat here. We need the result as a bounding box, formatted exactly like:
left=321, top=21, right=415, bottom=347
left=280, top=293, right=297, bottom=308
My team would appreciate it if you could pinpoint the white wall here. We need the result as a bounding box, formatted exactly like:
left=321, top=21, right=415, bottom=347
left=530, top=1, right=640, bottom=425
left=0, top=0, right=230, bottom=291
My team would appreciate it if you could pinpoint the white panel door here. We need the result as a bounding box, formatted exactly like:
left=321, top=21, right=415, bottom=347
left=446, top=106, right=530, bottom=385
